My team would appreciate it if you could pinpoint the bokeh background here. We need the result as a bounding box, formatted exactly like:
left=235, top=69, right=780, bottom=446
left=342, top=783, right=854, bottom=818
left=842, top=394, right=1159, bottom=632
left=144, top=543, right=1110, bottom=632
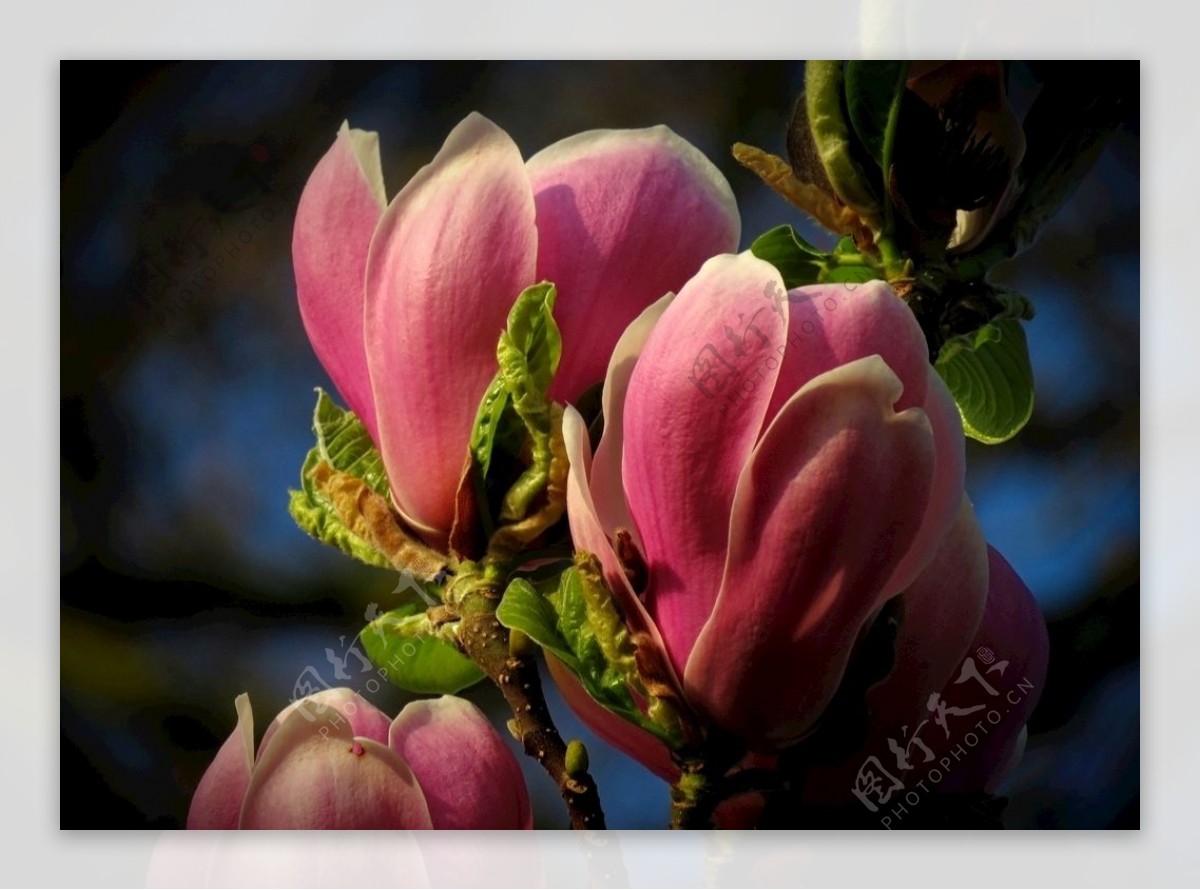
left=60, top=61, right=1138, bottom=829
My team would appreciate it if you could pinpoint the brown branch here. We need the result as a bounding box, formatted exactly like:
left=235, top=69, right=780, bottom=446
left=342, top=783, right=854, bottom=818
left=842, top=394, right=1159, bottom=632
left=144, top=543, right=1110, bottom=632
left=456, top=583, right=606, bottom=830
left=314, top=457, right=605, bottom=828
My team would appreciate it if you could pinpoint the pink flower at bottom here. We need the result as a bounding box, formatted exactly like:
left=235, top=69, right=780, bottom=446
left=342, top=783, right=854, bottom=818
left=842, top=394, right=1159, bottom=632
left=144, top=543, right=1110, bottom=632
left=187, top=689, right=531, bottom=830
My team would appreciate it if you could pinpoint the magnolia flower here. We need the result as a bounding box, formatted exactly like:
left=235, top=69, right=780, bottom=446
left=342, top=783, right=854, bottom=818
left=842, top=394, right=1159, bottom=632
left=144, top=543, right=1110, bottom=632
left=187, top=689, right=531, bottom=829
left=557, top=252, right=978, bottom=754
left=800, top=542, right=1049, bottom=807
left=293, top=113, right=739, bottom=545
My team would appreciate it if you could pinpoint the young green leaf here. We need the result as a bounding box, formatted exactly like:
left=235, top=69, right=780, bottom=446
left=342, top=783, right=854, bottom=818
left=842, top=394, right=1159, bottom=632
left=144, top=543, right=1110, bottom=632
left=288, top=390, right=391, bottom=567
left=750, top=224, right=882, bottom=291
left=805, top=61, right=882, bottom=226
left=936, top=318, right=1035, bottom=444
left=311, top=389, right=389, bottom=496
left=749, top=224, right=826, bottom=288
left=495, top=577, right=579, bottom=670
left=465, top=282, right=568, bottom=556
left=497, top=563, right=683, bottom=747
left=844, top=61, right=909, bottom=166
left=502, top=281, right=562, bottom=398
left=289, top=452, right=390, bottom=568
left=469, top=282, right=562, bottom=481
left=821, top=264, right=877, bottom=284
left=360, top=599, right=485, bottom=695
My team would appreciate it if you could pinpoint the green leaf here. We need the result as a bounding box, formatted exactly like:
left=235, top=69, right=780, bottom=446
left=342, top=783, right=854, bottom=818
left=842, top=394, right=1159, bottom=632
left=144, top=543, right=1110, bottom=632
left=288, top=390, right=391, bottom=568
left=469, top=282, right=562, bottom=482
left=469, top=377, right=516, bottom=482
left=497, top=564, right=683, bottom=747
left=495, top=577, right=579, bottom=670
left=939, top=285, right=1036, bottom=357
left=311, top=389, right=388, bottom=496
left=938, top=322, right=1002, bottom=364
left=832, top=234, right=860, bottom=257
left=749, top=224, right=883, bottom=291
left=805, top=61, right=882, bottom=225
left=289, top=453, right=389, bottom=569
left=361, top=599, right=485, bottom=695
left=844, top=61, right=909, bottom=166
left=466, top=282, right=566, bottom=546
left=936, top=318, right=1035, bottom=444
left=749, top=224, right=826, bottom=288
left=821, top=264, right=876, bottom=284
left=502, top=281, right=561, bottom=398
left=468, top=282, right=560, bottom=484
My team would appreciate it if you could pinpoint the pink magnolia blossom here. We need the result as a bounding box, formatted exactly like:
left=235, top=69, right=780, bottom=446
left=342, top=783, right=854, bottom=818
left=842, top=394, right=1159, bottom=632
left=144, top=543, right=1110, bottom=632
left=854, top=530, right=1051, bottom=796
left=559, top=251, right=995, bottom=754
left=293, top=114, right=739, bottom=544
left=801, top=542, right=1049, bottom=806
left=187, top=689, right=531, bottom=829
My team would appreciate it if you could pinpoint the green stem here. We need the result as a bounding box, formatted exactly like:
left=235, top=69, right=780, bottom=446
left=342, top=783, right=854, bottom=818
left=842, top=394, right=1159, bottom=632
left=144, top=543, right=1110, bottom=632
left=670, top=764, right=720, bottom=829
left=877, top=67, right=909, bottom=281
left=876, top=234, right=905, bottom=280
left=668, top=733, right=748, bottom=829
left=827, top=250, right=879, bottom=269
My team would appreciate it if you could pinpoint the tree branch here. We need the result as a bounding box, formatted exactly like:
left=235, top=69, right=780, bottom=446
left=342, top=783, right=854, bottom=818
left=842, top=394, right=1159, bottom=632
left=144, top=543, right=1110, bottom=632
left=457, top=584, right=606, bottom=830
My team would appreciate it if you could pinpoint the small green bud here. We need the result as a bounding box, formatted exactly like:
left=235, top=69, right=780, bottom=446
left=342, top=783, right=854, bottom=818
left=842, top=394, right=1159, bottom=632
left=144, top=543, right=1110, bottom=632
left=508, top=628, right=537, bottom=658
left=565, top=739, right=589, bottom=777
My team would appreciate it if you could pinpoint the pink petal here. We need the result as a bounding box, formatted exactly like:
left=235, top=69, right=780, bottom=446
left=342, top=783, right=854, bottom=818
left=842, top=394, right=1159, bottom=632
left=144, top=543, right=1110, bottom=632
left=766, top=280, right=930, bottom=420
left=563, top=405, right=671, bottom=654
left=802, top=544, right=1046, bottom=810
left=684, top=356, right=936, bottom=748
left=388, top=696, right=532, bottom=829
left=866, top=497, right=990, bottom=735
left=365, top=113, right=537, bottom=540
left=938, top=546, right=1049, bottom=793
left=240, top=704, right=433, bottom=829
left=259, top=687, right=393, bottom=755
left=527, top=126, right=740, bottom=401
left=186, top=693, right=255, bottom=829
left=877, top=369, right=967, bottom=597
left=767, top=281, right=962, bottom=597
left=622, top=253, right=787, bottom=675
left=545, top=654, right=678, bottom=783
left=589, top=292, right=674, bottom=544
left=293, top=123, right=387, bottom=442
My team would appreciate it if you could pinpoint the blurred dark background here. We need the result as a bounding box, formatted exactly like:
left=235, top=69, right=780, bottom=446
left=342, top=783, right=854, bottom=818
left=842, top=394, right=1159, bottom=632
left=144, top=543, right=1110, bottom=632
left=60, top=61, right=1138, bottom=829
